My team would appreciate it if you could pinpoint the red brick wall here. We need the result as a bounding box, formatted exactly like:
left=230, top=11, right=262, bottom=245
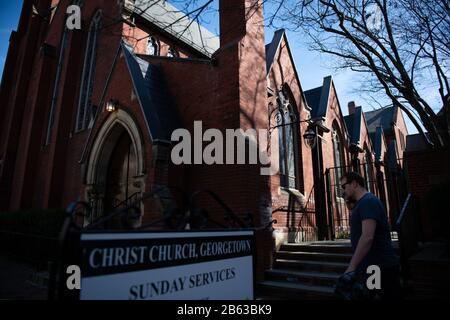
left=0, top=0, right=50, bottom=210
left=393, top=107, right=408, bottom=165
left=404, top=148, right=450, bottom=240
left=40, top=1, right=124, bottom=209
left=267, top=36, right=314, bottom=243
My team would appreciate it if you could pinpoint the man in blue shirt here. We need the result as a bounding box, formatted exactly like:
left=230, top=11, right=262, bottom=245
left=339, top=171, right=401, bottom=300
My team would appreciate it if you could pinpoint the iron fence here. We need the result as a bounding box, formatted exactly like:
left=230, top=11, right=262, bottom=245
left=325, top=159, right=407, bottom=240
left=296, top=186, right=318, bottom=242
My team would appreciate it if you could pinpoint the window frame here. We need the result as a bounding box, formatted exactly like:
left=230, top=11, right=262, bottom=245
left=75, top=10, right=101, bottom=133
left=45, top=25, right=69, bottom=145
left=147, top=36, right=160, bottom=56
left=167, top=47, right=179, bottom=58
left=278, top=90, right=300, bottom=190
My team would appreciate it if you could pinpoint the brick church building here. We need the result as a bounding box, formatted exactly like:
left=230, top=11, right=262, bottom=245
left=0, top=0, right=408, bottom=279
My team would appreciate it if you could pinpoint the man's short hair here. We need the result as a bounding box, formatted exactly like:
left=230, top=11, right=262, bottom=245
left=341, top=171, right=365, bottom=188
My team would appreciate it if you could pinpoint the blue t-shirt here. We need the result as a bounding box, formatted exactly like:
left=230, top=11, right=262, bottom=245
left=350, top=193, right=399, bottom=272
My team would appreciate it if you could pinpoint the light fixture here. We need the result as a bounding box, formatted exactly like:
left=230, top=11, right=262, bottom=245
left=303, top=127, right=317, bottom=149
left=105, top=99, right=117, bottom=112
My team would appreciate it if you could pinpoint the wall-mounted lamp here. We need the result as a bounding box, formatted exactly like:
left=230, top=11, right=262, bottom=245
left=303, top=128, right=317, bottom=149
left=268, top=104, right=317, bottom=150
left=105, top=99, right=118, bottom=112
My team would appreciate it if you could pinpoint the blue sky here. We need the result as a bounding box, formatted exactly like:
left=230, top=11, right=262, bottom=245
left=0, top=1, right=23, bottom=77
left=0, top=0, right=418, bottom=134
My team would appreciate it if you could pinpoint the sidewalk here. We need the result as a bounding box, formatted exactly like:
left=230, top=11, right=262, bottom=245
left=0, top=254, right=48, bottom=300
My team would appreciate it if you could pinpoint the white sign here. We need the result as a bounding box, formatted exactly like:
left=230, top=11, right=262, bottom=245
left=79, top=230, right=255, bottom=300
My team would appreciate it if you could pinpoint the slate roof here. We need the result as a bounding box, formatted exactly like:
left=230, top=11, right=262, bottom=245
left=364, top=107, right=396, bottom=134
left=372, top=127, right=385, bottom=162
left=344, top=115, right=354, bottom=138
left=343, top=107, right=363, bottom=145
left=122, top=42, right=181, bottom=143
left=265, top=30, right=285, bottom=74
left=130, top=0, right=220, bottom=58
left=304, top=87, right=322, bottom=117
left=304, top=76, right=332, bottom=118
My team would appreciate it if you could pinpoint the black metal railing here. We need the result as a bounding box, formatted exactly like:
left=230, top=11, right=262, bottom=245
left=324, top=160, right=407, bottom=240
left=270, top=187, right=317, bottom=242
left=188, top=189, right=253, bottom=229
left=296, top=186, right=318, bottom=242
left=326, top=166, right=357, bottom=238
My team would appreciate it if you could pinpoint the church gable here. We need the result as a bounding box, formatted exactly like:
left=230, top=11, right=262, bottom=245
left=121, top=42, right=181, bottom=143
left=266, top=30, right=310, bottom=117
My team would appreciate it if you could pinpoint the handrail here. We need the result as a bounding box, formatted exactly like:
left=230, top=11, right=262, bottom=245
left=395, top=193, right=413, bottom=230
left=297, top=185, right=316, bottom=229
left=189, top=189, right=251, bottom=228
left=112, top=192, right=141, bottom=210
left=303, top=185, right=316, bottom=212
left=84, top=188, right=165, bottom=229
left=70, top=186, right=254, bottom=231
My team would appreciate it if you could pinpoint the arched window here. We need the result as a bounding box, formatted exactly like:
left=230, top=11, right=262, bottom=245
left=278, top=90, right=300, bottom=190
left=46, top=0, right=84, bottom=143
left=167, top=47, right=178, bottom=58
left=76, top=10, right=101, bottom=132
left=147, top=36, right=159, bottom=56
left=45, top=26, right=69, bottom=144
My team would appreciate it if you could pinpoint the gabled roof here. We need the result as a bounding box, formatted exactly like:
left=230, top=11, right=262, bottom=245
left=304, top=87, right=322, bottom=117
left=344, top=107, right=363, bottom=145
left=122, top=42, right=181, bottom=143
left=266, top=30, right=285, bottom=73
left=265, top=29, right=311, bottom=112
left=304, top=76, right=333, bottom=118
left=344, top=106, right=378, bottom=156
left=304, top=75, right=350, bottom=139
left=371, top=126, right=385, bottom=162
left=365, top=107, right=396, bottom=134
left=344, top=115, right=354, bottom=138
left=129, top=0, right=220, bottom=58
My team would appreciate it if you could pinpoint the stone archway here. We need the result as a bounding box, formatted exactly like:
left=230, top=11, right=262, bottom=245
left=85, top=109, right=146, bottom=227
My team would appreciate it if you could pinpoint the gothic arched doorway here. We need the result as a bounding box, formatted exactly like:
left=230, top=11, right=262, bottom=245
left=103, top=130, right=139, bottom=215
left=85, top=110, right=146, bottom=228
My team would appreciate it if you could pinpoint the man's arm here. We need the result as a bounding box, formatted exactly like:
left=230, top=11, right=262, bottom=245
left=345, top=219, right=376, bottom=273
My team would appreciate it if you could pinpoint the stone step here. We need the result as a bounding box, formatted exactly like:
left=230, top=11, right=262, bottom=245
left=275, top=251, right=352, bottom=263
left=280, top=241, right=399, bottom=254
left=274, top=259, right=348, bottom=273
left=258, top=280, right=336, bottom=300
left=265, top=269, right=340, bottom=287
left=279, top=243, right=353, bottom=254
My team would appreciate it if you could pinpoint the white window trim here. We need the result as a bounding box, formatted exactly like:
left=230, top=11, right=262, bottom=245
left=147, top=36, right=159, bottom=56
left=167, top=47, right=178, bottom=57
